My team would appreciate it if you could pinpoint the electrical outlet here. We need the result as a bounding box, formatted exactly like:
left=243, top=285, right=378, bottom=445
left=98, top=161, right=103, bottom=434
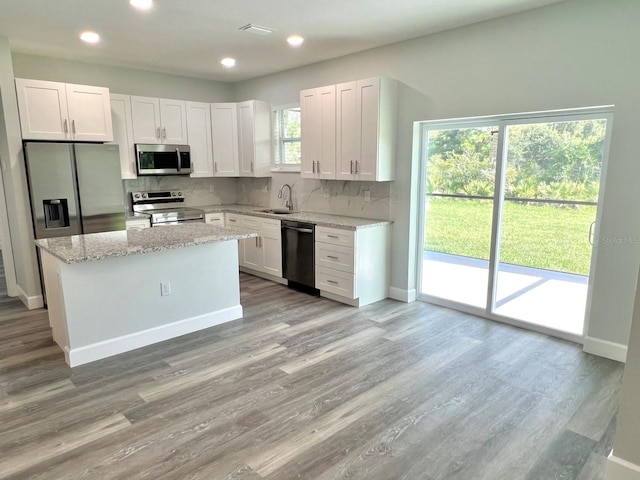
left=364, top=190, right=371, bottom=202
left=160, top=281, right=171, bottom=296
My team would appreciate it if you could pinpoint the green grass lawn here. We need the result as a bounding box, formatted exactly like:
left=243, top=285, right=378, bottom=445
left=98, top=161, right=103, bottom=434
left=424, top=197, right=596, bottom=275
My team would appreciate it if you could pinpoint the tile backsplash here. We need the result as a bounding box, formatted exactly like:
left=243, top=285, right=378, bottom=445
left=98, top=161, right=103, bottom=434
left=124, top=173, right=391, bottom=220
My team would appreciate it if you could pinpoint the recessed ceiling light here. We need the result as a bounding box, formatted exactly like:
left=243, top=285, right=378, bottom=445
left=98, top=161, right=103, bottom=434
left=130, top=0, right=153, bottom=10
left=221, top=57, right=236, bottom=68
left=287, top=35, right=304, bottom=47
left=80, top=31, right=100, bottom=44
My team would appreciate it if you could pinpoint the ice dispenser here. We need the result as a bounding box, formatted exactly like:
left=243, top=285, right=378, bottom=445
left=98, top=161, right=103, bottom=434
left=43, top=199, right=70, bottom=229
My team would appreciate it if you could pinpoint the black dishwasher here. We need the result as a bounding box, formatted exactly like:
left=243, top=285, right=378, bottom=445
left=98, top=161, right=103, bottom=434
left=281, top=220, right=319, bottom=294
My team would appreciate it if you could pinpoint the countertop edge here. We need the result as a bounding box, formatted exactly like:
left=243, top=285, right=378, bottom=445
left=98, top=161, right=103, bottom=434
left=197, top=205, right=393, bottom=230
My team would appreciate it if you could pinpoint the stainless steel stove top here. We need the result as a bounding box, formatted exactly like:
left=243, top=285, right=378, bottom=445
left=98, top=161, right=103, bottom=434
left=131, top=190, right=204, bottom=225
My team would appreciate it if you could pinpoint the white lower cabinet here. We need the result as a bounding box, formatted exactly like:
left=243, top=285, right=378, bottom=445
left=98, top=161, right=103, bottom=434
left=314, top=224, right=390, bottom=307
left=226, top=213, right=282, bottom=279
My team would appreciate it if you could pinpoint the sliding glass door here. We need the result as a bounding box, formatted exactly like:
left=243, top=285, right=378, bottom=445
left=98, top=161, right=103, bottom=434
left=422, top=124, right=498, bottom=309
left=419, top=110, right=611, bottom=338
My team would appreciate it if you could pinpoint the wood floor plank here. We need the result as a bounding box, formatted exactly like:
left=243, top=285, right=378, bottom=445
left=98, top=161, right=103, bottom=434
left=0, top=413, right=131, bottom=479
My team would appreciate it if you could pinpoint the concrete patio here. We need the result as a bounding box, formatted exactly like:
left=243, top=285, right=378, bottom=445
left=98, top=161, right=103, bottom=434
left=421, top=251, right=588, bottom=335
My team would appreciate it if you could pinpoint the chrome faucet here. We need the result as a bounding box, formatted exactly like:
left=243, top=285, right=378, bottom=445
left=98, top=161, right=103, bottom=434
left=278, top=183, right=293, bottom=211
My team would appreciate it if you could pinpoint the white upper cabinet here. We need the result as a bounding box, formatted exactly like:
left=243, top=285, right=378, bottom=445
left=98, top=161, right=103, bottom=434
left=335, top=77, right=397, bottom=182
left=211, top=103, right=240, bottom=177
left=109, top=94, right=136, bottom=179
left=186, top=101, right=213, bottom=178
left=15, top=78, right=113, bottom=142
left=300, top=85, right=336, bottom=179
left=131, top=96, right=187, bottom=144
left=237, top=100, right=272, bottom=177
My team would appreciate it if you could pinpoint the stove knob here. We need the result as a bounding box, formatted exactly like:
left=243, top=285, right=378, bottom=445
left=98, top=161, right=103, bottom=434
left=171, top=192, right=177, bottom=197
left=177, top=192, right=183, bottom=197
left=134, top=193, right=140, bottom=199
left=142, top=193, right=148, bottom=198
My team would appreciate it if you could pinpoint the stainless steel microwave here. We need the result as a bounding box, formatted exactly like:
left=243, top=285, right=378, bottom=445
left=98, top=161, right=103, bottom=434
left=135, top=144, right=192, bottom=175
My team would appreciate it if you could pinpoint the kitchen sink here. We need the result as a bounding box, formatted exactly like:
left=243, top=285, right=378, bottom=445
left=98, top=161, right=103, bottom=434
left=258, top=208, right=294, bottom=214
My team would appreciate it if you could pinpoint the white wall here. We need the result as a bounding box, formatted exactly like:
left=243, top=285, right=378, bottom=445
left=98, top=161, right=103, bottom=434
left=0, top=37, right=42, bottom=307
left=606, top=268, right=640, bottom=477
left=12, top=53, right=234, bottom=102
left=234, top=0, right=640, bottom=349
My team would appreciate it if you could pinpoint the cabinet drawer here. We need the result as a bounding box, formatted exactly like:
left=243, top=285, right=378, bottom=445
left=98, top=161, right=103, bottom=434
left=315, top=242, right=354, bottom=273
left=204, top=213, right=225, bottom=225
left=316, top=266, right=355, bottom=299
left=316, top=226, right=354, bottom=248
left=126, top=218, right=150, bottom=230
left=225, top=213, right=242, bottom=226
left=241, top=215, right=261, bottom=230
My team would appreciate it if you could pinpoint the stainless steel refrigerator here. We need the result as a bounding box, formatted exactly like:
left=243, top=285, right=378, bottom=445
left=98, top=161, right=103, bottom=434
left=24, top=142, right=126, bottom=239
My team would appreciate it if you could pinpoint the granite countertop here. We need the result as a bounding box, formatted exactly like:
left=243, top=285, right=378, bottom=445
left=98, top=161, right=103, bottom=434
left=196, top=204, right=391, bottom=230
left=35, top=223, right=257, bottom=264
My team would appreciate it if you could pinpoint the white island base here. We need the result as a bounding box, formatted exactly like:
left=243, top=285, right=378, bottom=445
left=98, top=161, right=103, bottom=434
left=41, top=240, right=242, bottom=367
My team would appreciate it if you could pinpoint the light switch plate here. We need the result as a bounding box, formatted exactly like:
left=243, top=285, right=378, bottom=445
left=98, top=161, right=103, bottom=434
left=364, top=191, right=371, bottom=202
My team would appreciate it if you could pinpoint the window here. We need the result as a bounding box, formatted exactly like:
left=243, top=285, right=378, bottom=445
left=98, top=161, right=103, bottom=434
left=273, top=105, right=301, bottom=171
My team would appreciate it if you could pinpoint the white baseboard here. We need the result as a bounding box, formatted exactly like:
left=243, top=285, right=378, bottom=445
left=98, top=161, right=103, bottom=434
left=606, top=453, right=640, bottom=480
left=388, top=286, right=417, bottom=303
left=65, top=305, right=243, bottom=367
left=17, top=285, right=44, bottom=310
left=583, top=336, right=627, bottom=363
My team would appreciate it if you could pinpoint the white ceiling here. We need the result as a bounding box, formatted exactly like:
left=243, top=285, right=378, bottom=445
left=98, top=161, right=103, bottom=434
left=0, top=0, right=565, bottom=83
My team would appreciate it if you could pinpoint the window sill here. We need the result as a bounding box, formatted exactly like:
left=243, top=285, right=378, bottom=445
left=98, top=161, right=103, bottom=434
left=271, top=165, right=301, bottom=173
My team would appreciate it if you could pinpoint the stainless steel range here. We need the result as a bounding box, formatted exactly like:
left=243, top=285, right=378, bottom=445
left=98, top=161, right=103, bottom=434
left=131, top=191, right=204, bottom=226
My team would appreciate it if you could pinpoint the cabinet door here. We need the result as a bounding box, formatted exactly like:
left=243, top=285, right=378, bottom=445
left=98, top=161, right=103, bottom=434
left=317, top=85, right=337, bottom=179
left=66, top=84, right=113, bottom=142
left=336, top=81, right=359, bottom=180
left=15, top=78, right=69, bottom=141
left=261, top=220, right=282, bottom=277
left=186, top=102, right=213, bottom=177
left=356, top=78, right=380, bottom=181
left=131, top=96, right=161, bottom=144
left=160, top=99, right=188, bottom=144
left=237, top=101, right=256, bottom=176
left=300, top=88, right=319, bottom=178
left=211, top=103, right=239, bottom=176
left=242, top=235, right=262, bottom=270
left=109, top=94, right=136, bottom=179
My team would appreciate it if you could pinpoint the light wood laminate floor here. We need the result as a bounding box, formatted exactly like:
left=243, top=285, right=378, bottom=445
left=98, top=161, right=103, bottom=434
left=0, top=273, right=623, bottom=479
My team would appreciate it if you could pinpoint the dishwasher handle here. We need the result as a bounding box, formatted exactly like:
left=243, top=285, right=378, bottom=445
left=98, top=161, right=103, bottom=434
left=284, top=226, right=314, bottom=234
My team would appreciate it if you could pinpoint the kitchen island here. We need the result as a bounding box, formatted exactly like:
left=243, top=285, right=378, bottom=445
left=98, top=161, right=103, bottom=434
left=35, top=224, right=257, bottom=367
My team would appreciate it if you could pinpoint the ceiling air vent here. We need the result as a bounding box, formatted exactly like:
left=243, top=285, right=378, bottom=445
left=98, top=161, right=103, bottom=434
left=239, top=24, right=274, bottom=36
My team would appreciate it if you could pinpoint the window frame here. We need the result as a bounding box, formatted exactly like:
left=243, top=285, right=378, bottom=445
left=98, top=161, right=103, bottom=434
left=272, top=103, right=301, bottom=172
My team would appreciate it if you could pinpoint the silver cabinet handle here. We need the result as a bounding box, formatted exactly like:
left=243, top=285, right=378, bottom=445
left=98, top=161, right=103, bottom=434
left=228, top=218, right=237, bottom=222
left=355, top=161, right=359, bottom=174
left=312, top=161, right=316, bottom=174
left=72, top=119, right=76, bottom=134
left=327, top=234, right=339, bottom=239
left=327, top=280, right=339, bottom=285
left=327, top=255, right=339, bottom=260
left=176, top=147, right=181, bottom=172
left=214, top=162, right=218, bottom=173
left=63, top=119, right=68, bottom=135
left=316, top=161, right=320, bottom=173
left=250, top=161, right=254, bottom=173
left=162, top=127, right=167, bottom=140
left=156, top=127, right=161, bottom=139
left=260, top=237, right=263, bottom=248
left=350, top=161, right=354, bottom=174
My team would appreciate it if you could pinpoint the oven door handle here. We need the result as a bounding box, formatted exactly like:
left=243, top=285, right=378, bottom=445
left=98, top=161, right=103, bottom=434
left=176, top=147, right=181, bottom=172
